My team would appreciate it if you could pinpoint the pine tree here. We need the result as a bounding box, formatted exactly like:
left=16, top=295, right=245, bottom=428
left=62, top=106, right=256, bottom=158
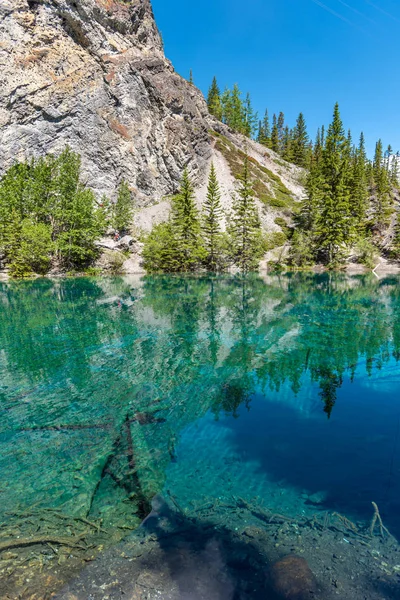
left=321, top=125, right=326, bottom=149
left=262, top=109, right=271, bottom=147
left=221, top=88, right=233, bottom=126
left=277, top=112, right=285, bottom=155
left=347, top=129, right=354, bottom=154
left=229, top=155, right=263, bottom=272
left=202, top=163, right=223, bottom=271
left=243, top=93, right=258, bottom=139
left=391, top=153, right=400, bottom=187
left=373, top=139, right=393, bottom=230
left=385, top=145, right=393, bottom=172
left=230, top=84, right=244, bottom=132
left=282, top=126, right=293, bottom=161
left=207, top=76, right=222, bottom=120
left=292, top=113, right=309, bottom=167
left=315, top=103, right=353, bottom=265
left=350, top=132, right=369, bottom=235
left=112, top=180, right=134, bottom=232
left=271, top=114, right=279, bottom=153
left=301, top=138, right=323, bottom=234
left=189, top=69, right=193, bottom=84
left=257, top=120, right=264, bottom=145
left=392, top=214, right=400, bottom=259
left=171, top=169, right=206, bottom=271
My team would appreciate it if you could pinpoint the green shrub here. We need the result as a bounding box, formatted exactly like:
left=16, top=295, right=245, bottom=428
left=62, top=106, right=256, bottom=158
left=288, top=231, right=315, bottom=267
left=264, top=231, right=287, bottom=251
left=9, top=220, right=53, bottom=277
left=355, top=238, right=379, bottom=269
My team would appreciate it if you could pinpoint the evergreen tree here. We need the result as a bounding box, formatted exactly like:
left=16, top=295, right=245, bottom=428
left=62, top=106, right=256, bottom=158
left=262, top=109, right=271, bottom=147
left=391, top=154, right=400, bottom=187
left=112, top=180, right=134, bottom=232
left=230, top=84, right=244, bottom=132
left=282, top=126, right=293, bottom=161
left=229, top=156, right=263, bottom=272
left=350, top=132, right=369, bottom=234
left=277, top=112, right=285, bottom=154
left=391, top=214, right=400, bottom=259
left=321, top=125, right=326, bottom=148
left=257, top=120, right=264, bottom=145
left=189, top=69, right=194, bottom=85
left=373, top=139, right=393, bottom=230
left=385, top=145, right=393, bottom=172
left=292, top=112, right=309, bottom=167
left=221, top=87, right=233, bottom=126
left=243, top=93, right=258, bottom=138
left=202, top=163, right=223, bottom=271
left=142, top=222, right=179, bottom=273
left=300, top=141, right=323, bottom=234
left=171, top=169, right=206, bottom=271
left=271, top=114, right=279, bottom=153
left=207, top=76, right=222, bottom=120
left=347, top=129, right=354, bottom=154
left=314, top=103, right=353, bottom=265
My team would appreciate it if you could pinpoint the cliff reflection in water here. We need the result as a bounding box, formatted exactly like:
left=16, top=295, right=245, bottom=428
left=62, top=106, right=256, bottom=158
left=0, top=273, right=400, bottom=548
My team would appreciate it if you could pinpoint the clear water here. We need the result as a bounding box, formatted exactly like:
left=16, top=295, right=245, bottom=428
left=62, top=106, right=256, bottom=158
left=1, top=273, right=400, bottom=597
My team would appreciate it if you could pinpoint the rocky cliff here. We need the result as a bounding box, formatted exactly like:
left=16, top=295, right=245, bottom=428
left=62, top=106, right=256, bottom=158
left=0, top=0, right=304, bottom=236
left=0, top=0, right=213, bottom=201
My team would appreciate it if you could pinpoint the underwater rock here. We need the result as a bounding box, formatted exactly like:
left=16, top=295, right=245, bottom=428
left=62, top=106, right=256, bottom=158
left=268, top=555, right=317, bottom=599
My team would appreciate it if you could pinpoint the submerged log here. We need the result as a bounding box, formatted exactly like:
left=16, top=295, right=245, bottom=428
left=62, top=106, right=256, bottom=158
left=0, top=534, right=86, bottom=552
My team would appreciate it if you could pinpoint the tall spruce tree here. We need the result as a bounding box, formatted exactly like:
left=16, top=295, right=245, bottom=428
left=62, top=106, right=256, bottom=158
left=292, top=113, right=309, bottom=167
left=373, top=139, right=393, bottom=230
left=301, top=132, right=323, bottom=234
left=171, top=169, right=205, bottom=271
left=207, top=77, right=222, bottom=120
left=230, top=84, right=244, bottom=132
left=229, top=155, right=263, bottom=272
left=112, top=180, right=134, bottom=232
left=221, top=88, right=233, bottom=126
left=277, top=112, right=285, bottom=155
left=282, top=126, right=293, bottom=161
left=321, top=125, right=326, bottom=149
left=243, top=93, right=258, bottom=138
left=271, top=114, right=279, bottom=153
left=314, top=103, right=353, bottom=265
left=350, top=132, right=369, bottom=234
left=385, top=145, right=393, bottom=172
left=257, top=120, right=264, bottom=145
left=391, top=154, right=400, bottom=187
left=262, top=109, right=271, bottom=147
left=203, top=163, right=223, bottom=271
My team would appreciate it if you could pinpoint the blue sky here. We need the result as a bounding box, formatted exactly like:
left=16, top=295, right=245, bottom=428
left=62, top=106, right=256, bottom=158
left=151, top=0, right=400, bottom=157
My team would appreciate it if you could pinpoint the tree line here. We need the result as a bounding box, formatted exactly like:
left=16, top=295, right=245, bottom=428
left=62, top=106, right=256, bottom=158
left=207, top=75, right=400, bottom=268
left=142, top=159, right=264, bottom=273
left=207, top=76, right=400, bottom=177
left=291, top=103, right=400, bottom=268
left=0, top=148, right=134, bottom=277
left=207, top=76, right=311, bottom=168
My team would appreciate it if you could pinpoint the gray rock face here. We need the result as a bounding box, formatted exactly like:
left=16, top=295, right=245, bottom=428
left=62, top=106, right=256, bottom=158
left=0, top=0, right=212, bottom=203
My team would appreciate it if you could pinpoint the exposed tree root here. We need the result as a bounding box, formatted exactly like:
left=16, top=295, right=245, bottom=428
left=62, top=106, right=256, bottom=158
left=370, top=501, right=392, bottom=538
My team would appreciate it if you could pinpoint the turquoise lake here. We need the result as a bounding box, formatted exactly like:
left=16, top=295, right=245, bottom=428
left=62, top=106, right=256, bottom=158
left=1, top=273, right=400, bottom=598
